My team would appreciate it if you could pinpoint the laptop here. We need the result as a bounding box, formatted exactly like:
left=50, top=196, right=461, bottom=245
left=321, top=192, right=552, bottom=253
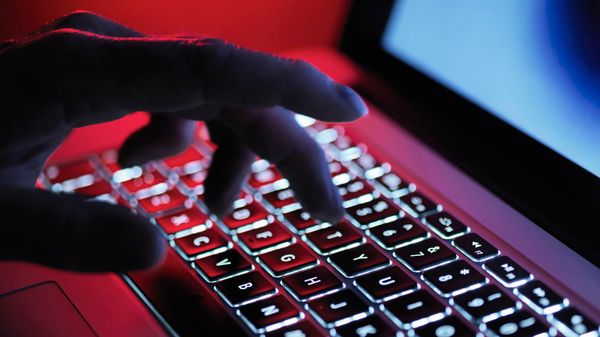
left=1, top=1, right=599, bottom=336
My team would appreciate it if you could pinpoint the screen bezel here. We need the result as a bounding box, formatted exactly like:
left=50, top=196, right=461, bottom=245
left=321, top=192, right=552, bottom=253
left=339, top=0, right=600, bottom=266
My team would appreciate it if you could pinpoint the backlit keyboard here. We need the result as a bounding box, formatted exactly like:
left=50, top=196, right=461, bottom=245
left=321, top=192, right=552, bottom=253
left=40, top=116, right=599, bottom=337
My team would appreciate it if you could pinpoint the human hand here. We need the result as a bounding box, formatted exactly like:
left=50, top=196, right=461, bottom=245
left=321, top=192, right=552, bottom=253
left=0, top=11, right=367, bottom=272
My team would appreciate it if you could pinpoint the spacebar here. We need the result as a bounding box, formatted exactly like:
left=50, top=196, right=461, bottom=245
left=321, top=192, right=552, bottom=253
left=126, top=249, right=249, bottom=337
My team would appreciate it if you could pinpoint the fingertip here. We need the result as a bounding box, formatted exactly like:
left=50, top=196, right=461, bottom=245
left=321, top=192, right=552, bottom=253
left=334, top=84, right=368, bottom=121
left=110, top=211, right=167, bottom=271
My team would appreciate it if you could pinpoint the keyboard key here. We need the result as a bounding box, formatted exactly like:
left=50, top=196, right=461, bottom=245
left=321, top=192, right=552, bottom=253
left=237, top=220, right=294, bottom=254
left=368, top=217, right=429, bottom=249
left=222, top=202, right=270, bottom=232
left=248, top=163, right=285, bottom=190
left=175, top=227, right=231, bottom=258
left=283, top=208, right=320, bottom=233
left=238, top=295, right=301, bottom=333
left=424, top=212, right=469, bottom=239
left=399, top=192, right=441, bottom=217
left=307, top=289, right=372, bottom=327
left=355, top=266, right=418, bottom=302
left=262, top=188, right=298, bottom=210
left=452, top=284, right=519, bottom=323
left=374, top=172, right=413, bottom=198
left=383, top=290, right=448, bottom=329
left=334, top=315, right=399, bottom=337
left=215, top=271, right=276, bottom=307
left=453, top=233, right=499, bottom=262
left=328, top=244, right=390, bottom=278
left=412, top=315, right=478, bottom=337
left=137, top=189, right=191, bottom=215
left=346, top=198, right=403, bottom=228
left=482, top=311, right=554, bottom=337
left=178, top=170, right=207, bottom=195
left=259, top=243, right=318, bottom=277
left=155, top=205, right=210, bottom=236
left=515, top=280, right=567, bottom=315
left=483, top=256, right=532, bottom=287
left=336, top=177, right=375, bottom=203
left=45, top=158, right=96, bottom=184
left=194, top=249, right=253, bottom=282
left=328, top=160, right=350, bottom=177
left=264, top=321, right=325, bottom=337
left=422, top=260, right=487, bottom=297
left=351, top=153, right=389, bottom=178
left=120, top=168, right=168, bottom=197
left=72, top=179, right=113, bottom=198
left=282, top=266, right=344, bottom=301
left=304, top=219, right=364, bottom=255
left=163, top=146, right=206, bottom=173
left=549, top=307, right=600, bottom=337
left=394, top=238, right=457, bottom=272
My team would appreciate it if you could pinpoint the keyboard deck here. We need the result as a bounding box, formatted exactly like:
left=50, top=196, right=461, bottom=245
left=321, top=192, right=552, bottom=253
left=40, top=116, right=599, bottom=337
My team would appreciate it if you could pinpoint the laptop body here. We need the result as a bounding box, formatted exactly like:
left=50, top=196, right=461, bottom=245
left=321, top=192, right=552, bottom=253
left=1, top=1, right=598, bottom=336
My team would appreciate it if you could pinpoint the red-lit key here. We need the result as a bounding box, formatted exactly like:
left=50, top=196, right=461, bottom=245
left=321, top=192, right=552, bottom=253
left=215, top=271, right=276, bottom=306
left=175, top=227, right=230, bottom=258
left=194, top=249, right=253, bottom=282
left=304, top=219, right=364, bottom=255
left=237, top=220, right=294, bottom=253
left=346, top=198, right=402, bottom=228
left=73, top=179, right=113, bottom=198
left=328, top=160, right=349, bottom=177
left=262, top=188, right=298, bottom=209
left=283, top=209, right=319, bottom=233
left=120, top=168, right=168, bottom=195
left=156, top=206, right=210, bottom=235
left=222, top=202, right=270, bottom=232
left=282, top=265, right=344, bottom=301
left=179, top=170, right=207, bottom=195
left=337, top=177, right=374, bottom=202
left=248, top=164, right=285, bottom=189
left=137, top=189, right=190, bottom=215
left=44, top=159, right=96, bottom=184
left=259, top=243, right=318, bottom=277
left=238, top=295, right=301, bottom=333
left=163, top=146, right=206, bottom=172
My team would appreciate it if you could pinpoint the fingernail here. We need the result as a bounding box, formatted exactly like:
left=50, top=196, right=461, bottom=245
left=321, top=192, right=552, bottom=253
left=336, top=84, right=368, bottom=118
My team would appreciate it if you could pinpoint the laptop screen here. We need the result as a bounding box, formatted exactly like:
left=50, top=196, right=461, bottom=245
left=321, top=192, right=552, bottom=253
left=382, top=0, right=600, bottom=178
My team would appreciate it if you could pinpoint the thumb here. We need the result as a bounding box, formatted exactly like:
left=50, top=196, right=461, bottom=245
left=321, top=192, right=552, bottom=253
left=0, top=185, right=166, bottom=272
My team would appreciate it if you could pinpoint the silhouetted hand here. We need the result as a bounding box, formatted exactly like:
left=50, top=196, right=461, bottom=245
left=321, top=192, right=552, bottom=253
left=0, top=11, right=367, bottom=272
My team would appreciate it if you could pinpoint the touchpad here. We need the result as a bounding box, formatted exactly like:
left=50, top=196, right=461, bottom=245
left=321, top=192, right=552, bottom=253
left=0, top=281, right=98, bottom=337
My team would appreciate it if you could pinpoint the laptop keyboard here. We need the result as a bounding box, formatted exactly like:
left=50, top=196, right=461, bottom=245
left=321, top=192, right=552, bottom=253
left=39, top=116, right=599, bottom=337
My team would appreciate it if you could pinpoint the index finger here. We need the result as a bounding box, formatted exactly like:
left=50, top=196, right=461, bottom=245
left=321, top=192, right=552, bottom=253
left=25, top=31, right=367, bottom=125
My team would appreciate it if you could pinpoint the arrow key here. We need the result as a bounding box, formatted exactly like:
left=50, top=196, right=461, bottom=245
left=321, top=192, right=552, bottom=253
left=194, top=249, right=253, bottom=282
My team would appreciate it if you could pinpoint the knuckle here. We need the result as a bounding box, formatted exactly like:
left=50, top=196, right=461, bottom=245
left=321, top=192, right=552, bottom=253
left=55, top=10, right=103, bottom=29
